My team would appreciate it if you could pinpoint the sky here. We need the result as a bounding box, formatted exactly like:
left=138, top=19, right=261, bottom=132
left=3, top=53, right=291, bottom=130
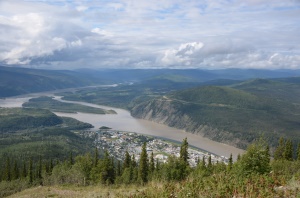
left=0, top=0, right=300, bottom=70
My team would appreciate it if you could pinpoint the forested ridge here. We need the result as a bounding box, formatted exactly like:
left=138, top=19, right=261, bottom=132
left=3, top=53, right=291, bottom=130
left=131, top=83, right=300, bottom=149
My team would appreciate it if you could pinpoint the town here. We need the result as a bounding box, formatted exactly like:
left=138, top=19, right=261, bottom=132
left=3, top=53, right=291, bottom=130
left=84, top=127, right=228, bottom=167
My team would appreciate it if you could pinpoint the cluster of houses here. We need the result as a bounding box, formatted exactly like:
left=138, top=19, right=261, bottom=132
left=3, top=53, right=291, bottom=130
left=88, top=129, right=228, bottom=166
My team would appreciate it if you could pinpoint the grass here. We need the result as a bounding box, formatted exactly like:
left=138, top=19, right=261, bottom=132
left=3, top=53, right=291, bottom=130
left=6, top=176, right=300, bottom=198
left=7, top=184, right=146, bottom=198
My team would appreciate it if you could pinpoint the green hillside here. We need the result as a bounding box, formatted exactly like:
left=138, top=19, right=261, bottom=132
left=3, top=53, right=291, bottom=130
left=0, top=108, right=63, bottom=132
left=233, top=78, right=300, bottom=105
left=0, top=66, right=99, bottom=97
left=169, top=86, right=273, bottom=110
left=130, top=85, right=300, bottom=148
left=173, top=86, right=300, bottom=145
left=0, top=107, right=94, bottom=163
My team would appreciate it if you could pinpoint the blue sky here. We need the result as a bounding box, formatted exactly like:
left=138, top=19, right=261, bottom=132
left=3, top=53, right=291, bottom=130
left=0, top=0, right=299, bottom=69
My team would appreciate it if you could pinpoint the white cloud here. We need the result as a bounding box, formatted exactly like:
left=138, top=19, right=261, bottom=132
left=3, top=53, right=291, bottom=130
left=91, top=28, right=114, bottom=37
left=76, top=6, right=88, bottom=12
left=162, top=42, right=204, bottom=66
left=0, top=0, right=299, bottom=69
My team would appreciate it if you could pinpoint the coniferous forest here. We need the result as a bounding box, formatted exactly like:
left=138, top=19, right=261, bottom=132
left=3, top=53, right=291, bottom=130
left=1, top=137, right=300, bottom=197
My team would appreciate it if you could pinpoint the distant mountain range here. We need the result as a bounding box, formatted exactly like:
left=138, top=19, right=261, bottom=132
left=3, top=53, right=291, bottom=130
left=2, top=65, right=300, bottom=97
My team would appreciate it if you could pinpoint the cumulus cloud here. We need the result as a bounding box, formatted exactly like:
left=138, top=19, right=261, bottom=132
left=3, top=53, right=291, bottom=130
left=160, top=40, right=300, bottom=69
left=91, top=28, right=114, bottom=37
left=162, top=42, right=204, bottom=66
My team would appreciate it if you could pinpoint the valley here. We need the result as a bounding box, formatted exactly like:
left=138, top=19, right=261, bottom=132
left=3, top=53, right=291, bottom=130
left=60, top=77, right=300, bottom=150
left=0, top=92, right=244, bottom=158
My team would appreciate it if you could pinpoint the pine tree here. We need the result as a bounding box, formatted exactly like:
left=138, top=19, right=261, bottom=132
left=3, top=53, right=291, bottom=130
left=284, top=139, right=293, bottom=161
left=149, top=152, right=155, bottom=174
left=28, top=158, right=33, bottom=184
left=49, top=159, right=53, bottom=172
left=180, top=137, right=189, bottom=164
left=101, top=150, right=115, bottom=184
left=22, top=161, right=27, bottom=178
left=228, top=153, right=233, bottom=171
left=236, top=138, right=271, bottom=176
left=131, top=154, right=137, bottom=168
left=116, top=160, right=122, bottom=177
left=37, top=156, right=42, bottom=179
left=109, top=157, right=115, bottom=184
left=274, top=137, right=285, bottom=160
left=237, top=154, right=241, bottom=161
left=12, top=160, right=19, bottom=180
left=4, top=157, right=11, bottom=181
left=94, top=147, right=99, bottom=167
left=297, top=143, right=300, bottom=161
left=69, top=152, right=74, bottom=166
left=131, top=154, right=138, bottom=182
left=123, top=151, right=131, bottom=171
left=201, top=156, right=206, bottom=169
left=208, top=155, right=212, bottom=169
left=155, top=158, right=160, bottom=171
left=138, top=142, right=148, bottom=183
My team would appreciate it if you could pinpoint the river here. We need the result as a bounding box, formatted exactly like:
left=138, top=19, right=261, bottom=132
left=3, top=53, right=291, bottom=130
left=0, top=91, right=244, bottom=159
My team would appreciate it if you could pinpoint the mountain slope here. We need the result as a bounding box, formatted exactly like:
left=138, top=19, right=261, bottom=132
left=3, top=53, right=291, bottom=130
left=0, top=66, right=101, bottom=97
left=0, top=107, right=94, bottom=162
left=131, top=86, right=300, bottom=148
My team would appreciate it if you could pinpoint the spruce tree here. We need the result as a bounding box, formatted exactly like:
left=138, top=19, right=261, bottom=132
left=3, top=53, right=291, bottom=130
left=228, top=153, right=233, bottom=171
left=131, top=154, right=137, bottom=168
left=236, top=138, right=271, bottom=176
left=149, top=152, right=155, bottom=174
left=180, top=137, right=189, bottom=164
left=69, top=152, right=74, bottom=166
left=123, top=151, right=131, bottom=171
left=208, top=155, right=212, bottom=169
left=284, top=139, right=293, bottom=161
left=49, top=159, right=53, bottom=172
left=297, top=143, right=300, bottom=161
left=12, top=160, right=19, bottom=180
left=138, top=142, right=148, bottom=183
left=4, top=157, right=11, bottom=181
left=94, top=147, right=99, bottom=167
left=22, top=161, right=27, bottom=179
left=201, top=156, right=206, bottom=169
left=274, top=137, right=285, bottom=160
left=109, top=157, right=115, bottom=184
left=116, top=160, right=122, bottom=177
left=155, top=158, right=160, bottom=171
left=37, top=156, right=42, bottom=179
left=237, top=154, right=241, bottom=161
left=101, top=150, right=115, bottom=184
left=28, top=158, right=33, bottom=184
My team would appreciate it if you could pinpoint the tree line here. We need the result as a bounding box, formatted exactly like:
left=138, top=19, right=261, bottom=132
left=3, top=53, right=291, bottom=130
left=1, top=137, right=300, bottom=197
